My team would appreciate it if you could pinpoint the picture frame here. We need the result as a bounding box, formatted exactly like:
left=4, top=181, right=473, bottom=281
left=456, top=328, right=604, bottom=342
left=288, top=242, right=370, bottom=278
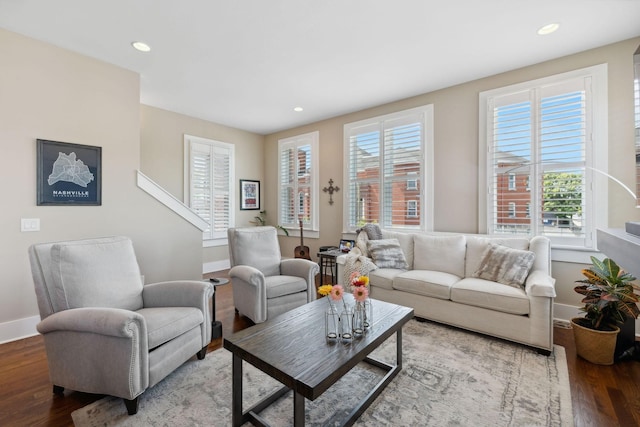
left=339, top=239, right=355, bottom=252
left=37, top=139, right=102, bottom=206
left=240, top=179, right=260, bottom=210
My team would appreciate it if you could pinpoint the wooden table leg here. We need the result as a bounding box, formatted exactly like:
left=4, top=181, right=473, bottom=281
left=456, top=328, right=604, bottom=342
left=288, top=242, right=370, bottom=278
left=232, top=354, right=243, bottom=427
left=397, top=327, right=403, bottom=369
left=294, top=391, right=305, bottom=426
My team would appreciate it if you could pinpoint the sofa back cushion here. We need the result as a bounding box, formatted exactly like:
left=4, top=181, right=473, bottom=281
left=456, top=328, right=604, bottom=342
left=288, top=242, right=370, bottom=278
left=465, top=236, right=530, bottom=277
left=50, top=236, right=144, bottom=311
left=228, top=226, right=281, bottom=277
left=413, top=234, right=466, bottom=277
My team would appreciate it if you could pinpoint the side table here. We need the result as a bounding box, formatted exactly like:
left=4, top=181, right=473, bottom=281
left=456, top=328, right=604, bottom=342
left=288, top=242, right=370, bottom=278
left=208, top=277, right=229, bottom=339
left=317, top=249, right=343, bottom=285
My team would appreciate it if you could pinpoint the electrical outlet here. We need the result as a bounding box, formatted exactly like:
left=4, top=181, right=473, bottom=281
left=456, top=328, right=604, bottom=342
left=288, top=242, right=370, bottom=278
left=21, top=218, right=40, bottom=232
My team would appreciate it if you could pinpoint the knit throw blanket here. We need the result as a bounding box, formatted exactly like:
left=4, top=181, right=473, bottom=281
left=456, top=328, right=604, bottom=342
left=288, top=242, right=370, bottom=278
left=342, top=247, right=377, bottom=284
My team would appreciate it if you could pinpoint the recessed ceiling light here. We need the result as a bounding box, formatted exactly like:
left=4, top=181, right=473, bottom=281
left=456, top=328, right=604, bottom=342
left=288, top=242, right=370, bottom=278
left=131, top=41, right=151, bottom=52
left=537, top=23, right=559, bottom=36
left=293, top=107, right=304, bottom=112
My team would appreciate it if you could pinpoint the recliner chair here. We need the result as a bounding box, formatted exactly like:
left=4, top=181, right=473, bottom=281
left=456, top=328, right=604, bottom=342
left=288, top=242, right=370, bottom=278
left=28, top=236, right=213, bottom=415
left=227, top=226, right=319, bottom=323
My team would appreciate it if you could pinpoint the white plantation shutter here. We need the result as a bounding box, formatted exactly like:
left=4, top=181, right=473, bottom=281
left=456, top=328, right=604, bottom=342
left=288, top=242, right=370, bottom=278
left=186, top=136, right=234, bottom=241
left=483, top=65, right=608, bottom=249
left=345, top=106, right=432, bottom=231
left=278, top=132, right=318, bottom=231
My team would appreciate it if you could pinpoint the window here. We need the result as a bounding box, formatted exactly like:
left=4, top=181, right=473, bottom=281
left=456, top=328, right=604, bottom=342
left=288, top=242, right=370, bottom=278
left=407, top=177, right=418, bottom=190
left=184, top=135, right=235, bottom=243
left=407, top=200, right=418, bottom=218
left=278, top=131, right=319, bottom=232
left=344, top=105, right=434, bottom=232
left=479, top=64, right=608, bottom=249
left=508, top=173, right=516, bottom=191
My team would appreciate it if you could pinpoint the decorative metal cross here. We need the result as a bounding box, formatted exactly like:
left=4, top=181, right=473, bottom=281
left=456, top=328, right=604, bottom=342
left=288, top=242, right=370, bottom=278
left=322, top=178, right=340, bottom=205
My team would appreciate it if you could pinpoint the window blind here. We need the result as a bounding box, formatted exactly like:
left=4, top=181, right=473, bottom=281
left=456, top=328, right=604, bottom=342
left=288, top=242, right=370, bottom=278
left=346, top=109, right=425, bottom=230
left=278, top=132, right=317, bottom=230
left=487, top=77, right=590, bottom=246
left=188, top=139, right=233, bottom=240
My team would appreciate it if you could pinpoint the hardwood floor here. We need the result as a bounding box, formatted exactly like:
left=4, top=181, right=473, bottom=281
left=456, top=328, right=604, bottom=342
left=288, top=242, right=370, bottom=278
left=1, top=272, right=638, bottom=426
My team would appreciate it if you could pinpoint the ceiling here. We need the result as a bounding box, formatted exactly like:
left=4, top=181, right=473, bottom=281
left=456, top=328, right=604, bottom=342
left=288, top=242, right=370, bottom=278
left=1, top=1, right=639, bottom=135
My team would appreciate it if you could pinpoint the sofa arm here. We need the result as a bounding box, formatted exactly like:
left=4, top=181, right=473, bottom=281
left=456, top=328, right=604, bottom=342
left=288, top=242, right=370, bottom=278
left=229, top=265, right=268, bottom=323
left=143, top=280, right=213, bottom=312
left=36, top=307, right=149, bottom=400
left=281, top=258, right=319, bottom=301
left=525, top=270, right=557, bottom=298
left=37, top=307, right=147, bottom=338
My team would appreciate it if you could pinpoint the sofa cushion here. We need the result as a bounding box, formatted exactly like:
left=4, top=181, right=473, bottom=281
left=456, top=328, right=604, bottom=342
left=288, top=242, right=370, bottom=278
left=367, top=239, right=409, bottom=270
left=137, top=307, right=203, bottom=349
left=264, top=275, right=308, bottom=299
left=451, top=278, right=530, bottom=315
left=413, top=234, right=466, bottom=277
left=472, top=243, right=535, bottom=288
left=229, top=227, right=282, bottom=277
left=465, top=237, right=530, bottom=277
left=369, top=268, right=405, bottom=290
left=50, top=236, right=144, bottom=311
left=392, top=270, right=458, bottom=300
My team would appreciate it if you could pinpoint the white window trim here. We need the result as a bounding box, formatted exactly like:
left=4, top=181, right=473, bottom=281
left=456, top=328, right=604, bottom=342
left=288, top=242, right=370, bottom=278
left=478, top=64, right=608, bottom=252
left=277, top=131, right=320, bottom=238
left=183, top=134, right=235, bottom=246
left=342, top=105, right=434, bottom=233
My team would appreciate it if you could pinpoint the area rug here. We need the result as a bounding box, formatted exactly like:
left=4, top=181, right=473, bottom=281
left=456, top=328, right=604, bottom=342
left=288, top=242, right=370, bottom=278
left=72, top=319, right=573, bottom=426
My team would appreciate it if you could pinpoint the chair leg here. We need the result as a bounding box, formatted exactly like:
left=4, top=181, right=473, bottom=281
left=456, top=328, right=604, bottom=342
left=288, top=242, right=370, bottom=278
left=196, top=346, right=207, bottom=360
left=124, top=397, right=139, bottom=415
left=53, top=385, right=64, bottom=395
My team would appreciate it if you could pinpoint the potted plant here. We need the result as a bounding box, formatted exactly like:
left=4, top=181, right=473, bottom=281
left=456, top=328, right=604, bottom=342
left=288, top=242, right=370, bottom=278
left=571, top=257, right=640, bottom=365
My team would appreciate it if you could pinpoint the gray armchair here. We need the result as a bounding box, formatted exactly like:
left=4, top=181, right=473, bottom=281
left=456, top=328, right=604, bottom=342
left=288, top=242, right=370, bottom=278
left=28, top=236, right=213, bottom=415
left=227, top=226, right=319, bottom=323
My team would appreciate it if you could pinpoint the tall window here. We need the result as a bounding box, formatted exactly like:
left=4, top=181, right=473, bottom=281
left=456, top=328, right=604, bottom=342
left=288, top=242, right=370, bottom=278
left=344, top=105, right=434, bottom=232
left=480, top=64, right=608, bottom=249
left=184, top=135, right=235, bottom=243
left=278, top=131, right=319, bottom=231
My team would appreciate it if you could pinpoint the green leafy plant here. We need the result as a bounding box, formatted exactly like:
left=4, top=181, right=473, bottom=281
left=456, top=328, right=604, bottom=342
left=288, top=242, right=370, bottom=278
left=574, top=257, right=640, bottom=330
left=252, top=210, right=289, bottom=236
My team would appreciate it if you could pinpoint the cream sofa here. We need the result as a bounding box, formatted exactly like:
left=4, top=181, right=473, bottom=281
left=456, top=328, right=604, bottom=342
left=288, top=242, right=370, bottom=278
left=337, top=231, right=556, bottom=354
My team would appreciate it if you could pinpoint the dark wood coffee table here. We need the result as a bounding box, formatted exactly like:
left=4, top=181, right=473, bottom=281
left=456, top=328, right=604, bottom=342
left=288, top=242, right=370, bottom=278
left=223, top=295, right=413, bottom=427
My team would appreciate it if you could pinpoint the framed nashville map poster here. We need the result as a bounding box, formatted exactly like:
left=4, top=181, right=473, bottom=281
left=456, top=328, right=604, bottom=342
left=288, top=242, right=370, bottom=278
left=37, top=139, right=102, bottom=206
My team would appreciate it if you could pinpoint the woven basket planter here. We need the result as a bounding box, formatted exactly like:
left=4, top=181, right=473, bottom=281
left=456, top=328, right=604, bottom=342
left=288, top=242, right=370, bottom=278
left=571, top=318, right=620, bottom=365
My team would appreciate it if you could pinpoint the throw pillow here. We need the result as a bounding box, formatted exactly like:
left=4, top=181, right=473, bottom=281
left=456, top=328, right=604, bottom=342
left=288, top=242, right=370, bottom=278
left=472, top=243, right=535, bottom=288
left=362, top=223, right=383, bottom=240
left=367, top=238, right=409, bottom=270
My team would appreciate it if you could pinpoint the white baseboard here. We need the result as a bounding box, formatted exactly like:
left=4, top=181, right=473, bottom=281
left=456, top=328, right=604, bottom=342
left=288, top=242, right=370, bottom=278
left=0, top=315, right=40, bottom=344
left=203, top=259, right=231, bottom=274
left=553, top=302, right=640, bottom=338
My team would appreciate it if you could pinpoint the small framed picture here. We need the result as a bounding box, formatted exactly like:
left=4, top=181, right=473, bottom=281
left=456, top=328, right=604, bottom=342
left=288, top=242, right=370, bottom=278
left=240, top=179, right=260, bottom=210
left=37, top=139, right=102, bottom=206
left=340, top=239, right=355, bottom=252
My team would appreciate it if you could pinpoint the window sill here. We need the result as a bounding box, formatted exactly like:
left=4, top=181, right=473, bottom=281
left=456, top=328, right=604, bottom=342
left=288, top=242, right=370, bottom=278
left=203, top=238, right=228, bottom=248
left=551, top=246, right=600, bottom=264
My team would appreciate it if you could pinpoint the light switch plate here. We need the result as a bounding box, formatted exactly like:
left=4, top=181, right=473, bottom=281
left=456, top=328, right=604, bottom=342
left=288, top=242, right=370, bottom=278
left=21, top=218, right=40, bottom=232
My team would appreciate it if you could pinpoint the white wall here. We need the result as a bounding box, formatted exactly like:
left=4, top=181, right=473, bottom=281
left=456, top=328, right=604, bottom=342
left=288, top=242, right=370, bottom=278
left=0, top=29, right=203, bottom=343
left=265, top=37, right=640, bottom=310
left=140, top=105, right=265, bottom=270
